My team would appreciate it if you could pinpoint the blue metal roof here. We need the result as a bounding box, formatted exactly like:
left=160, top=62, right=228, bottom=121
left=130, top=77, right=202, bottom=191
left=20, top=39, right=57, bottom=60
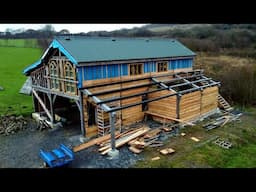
left=23, top=37, right=196, bottom=75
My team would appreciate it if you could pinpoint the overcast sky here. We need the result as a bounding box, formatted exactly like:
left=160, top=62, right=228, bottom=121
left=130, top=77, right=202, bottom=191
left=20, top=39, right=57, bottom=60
left=0, top=24, right=147, bottom=33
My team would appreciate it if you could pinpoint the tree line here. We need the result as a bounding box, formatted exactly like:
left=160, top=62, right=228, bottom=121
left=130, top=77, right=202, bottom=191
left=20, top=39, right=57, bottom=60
left=1, top=24, right=256, bottom=54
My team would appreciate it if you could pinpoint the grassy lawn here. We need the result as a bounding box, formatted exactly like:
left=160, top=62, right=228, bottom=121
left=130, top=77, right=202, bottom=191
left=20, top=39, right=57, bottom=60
left=0, top=46, right=42, bottom=116
left=0, top=39, right=39, bottom=48
left=134, top=107, right=256, bottom=168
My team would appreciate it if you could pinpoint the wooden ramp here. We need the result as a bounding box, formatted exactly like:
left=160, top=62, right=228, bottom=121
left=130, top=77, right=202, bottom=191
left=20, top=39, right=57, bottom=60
left=218, top=94, right=233, bottom=111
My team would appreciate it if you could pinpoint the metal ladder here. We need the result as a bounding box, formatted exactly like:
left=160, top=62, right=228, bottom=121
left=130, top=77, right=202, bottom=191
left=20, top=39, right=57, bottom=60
left=218, top=94, right=233, bottom=111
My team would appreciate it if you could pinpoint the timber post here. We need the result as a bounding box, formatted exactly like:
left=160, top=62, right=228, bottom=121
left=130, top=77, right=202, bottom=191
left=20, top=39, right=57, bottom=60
left=176, top=94, right=182, bottom=119
left=75, top=91, right=85, bottom=137
left=47, top=93, right=55, bottom=124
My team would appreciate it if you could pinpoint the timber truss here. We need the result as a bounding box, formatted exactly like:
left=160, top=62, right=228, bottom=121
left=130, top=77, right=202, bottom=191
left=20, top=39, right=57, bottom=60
left=81, top=69, right=220, bottom=113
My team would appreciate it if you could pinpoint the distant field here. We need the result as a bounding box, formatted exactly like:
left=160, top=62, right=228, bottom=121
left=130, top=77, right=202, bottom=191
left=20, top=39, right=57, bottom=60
left=146, top=24, right=212, bottom=32
left=0, top=46, right=42, bottom=115
left=0, top=39, right=39, bottom=48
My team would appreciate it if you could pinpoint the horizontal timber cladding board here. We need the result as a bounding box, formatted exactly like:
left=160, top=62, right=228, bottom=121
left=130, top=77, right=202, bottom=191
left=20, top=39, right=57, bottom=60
left=202, top=100, right=218, bottom=107
left=152, top=116, right=174, bottom=123
left=121, top=87, right=148, bottom=96
left=121, top=94, right=144, bottom=125
left=180, top=113, right=200, bottom=121
left=96, top=87, right=148, bottom=102
left=181, top=114, right=201, bottom=121
left=202, top=91, right=219, bottom=97
left=179, top=91, right=201, bottom=120
left=201, top=104, right=218, bottom=114
left=122, top=113, right=145, bottom=125
left=155, top=76, right=174, bottom=82
left=85, top=126, right=98, bottom=137
left=121, top=80, right=150, bottom=88
left=202, top=95, right=218, bottom=101
left=89, top=84, right=121, bottom=93
left=83, top=77, right=121, bottom=87
left=201, top=86, right=218, bottom=114
left=82, top=74, right=151, bottom=87
left=121, top=97, right=143, bottom=105
left=181, top=91, right=201, bottom=99
left=180, top=106, right=201, bottom=114
left=88, top=82, right=149, bottom=96
left=97, top=93, right=121, bottom=100
left=202, top=86, right=218, bottom=94
left=148, top=90, right=177, bottom=119
left=122, top=106, right=143, bottom=117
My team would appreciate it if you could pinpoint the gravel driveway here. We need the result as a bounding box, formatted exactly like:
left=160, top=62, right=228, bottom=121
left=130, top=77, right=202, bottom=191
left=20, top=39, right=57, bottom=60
left=0, top=120, right=143, bottom=168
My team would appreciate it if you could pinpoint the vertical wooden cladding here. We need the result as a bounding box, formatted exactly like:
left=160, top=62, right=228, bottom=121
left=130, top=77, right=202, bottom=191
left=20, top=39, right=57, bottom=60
left=179, top=91, right=201, bottom=121
left=201, top=86, right=218, bottom=114
left=148, top=90, right=177, bottom=123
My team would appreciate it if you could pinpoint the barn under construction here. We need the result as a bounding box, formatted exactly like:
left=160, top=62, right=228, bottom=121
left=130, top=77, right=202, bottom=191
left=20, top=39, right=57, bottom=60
left=23, top=36, right=230, bottom=144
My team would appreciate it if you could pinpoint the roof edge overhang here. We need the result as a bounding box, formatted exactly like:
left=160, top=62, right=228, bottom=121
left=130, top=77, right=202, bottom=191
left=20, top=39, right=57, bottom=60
left=23, top=39, right=78, bottom=75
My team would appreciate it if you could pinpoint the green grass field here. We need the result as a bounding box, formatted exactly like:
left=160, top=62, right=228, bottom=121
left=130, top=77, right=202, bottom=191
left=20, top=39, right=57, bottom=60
left=0, top=45, right=42, bottom=115
left=0, top=39, right=39, bottom=48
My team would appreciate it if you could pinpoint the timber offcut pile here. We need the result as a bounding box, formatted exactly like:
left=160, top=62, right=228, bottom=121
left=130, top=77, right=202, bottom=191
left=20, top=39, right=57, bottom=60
left=0, top=115, right=28, bottom=136
left=203, top=112, right=242, bottom=131
left=73, top=126, right=167, bottom=155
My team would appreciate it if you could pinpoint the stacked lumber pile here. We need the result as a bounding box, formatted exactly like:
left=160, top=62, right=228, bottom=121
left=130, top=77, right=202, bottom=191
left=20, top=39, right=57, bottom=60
left=74, top=126, right=151, bottom=154
left=128, top=128, right=164, bottom=153
left=73, top=126, right=167, bottom=155
left=203, top=112, right=242, bottom=131
left=0, top=115, right=27, bottom=136
left=99, top=126, right=150, bottom=155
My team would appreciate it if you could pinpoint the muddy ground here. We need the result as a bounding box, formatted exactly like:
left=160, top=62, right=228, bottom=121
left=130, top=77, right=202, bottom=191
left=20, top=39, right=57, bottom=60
left=0, top=119, right=146, bottom=168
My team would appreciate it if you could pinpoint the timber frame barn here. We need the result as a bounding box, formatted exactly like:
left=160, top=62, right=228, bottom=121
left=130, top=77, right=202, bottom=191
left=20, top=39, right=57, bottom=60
left=23, top=36, right=220, bottom=138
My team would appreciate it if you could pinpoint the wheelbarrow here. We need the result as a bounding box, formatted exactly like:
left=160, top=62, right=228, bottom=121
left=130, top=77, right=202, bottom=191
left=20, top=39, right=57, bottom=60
left=39, top=144, right=74, bottom=168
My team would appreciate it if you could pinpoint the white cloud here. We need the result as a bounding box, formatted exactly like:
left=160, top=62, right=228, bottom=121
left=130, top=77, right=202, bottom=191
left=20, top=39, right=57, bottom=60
left=0, top=24, right=147, bottom=33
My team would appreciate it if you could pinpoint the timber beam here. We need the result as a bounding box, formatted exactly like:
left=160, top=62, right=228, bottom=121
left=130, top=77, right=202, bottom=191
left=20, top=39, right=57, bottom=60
left=97, top=87, right=168, bottom=105
left=80, top=76, right=151, bottom=89
left=169, top=78, right=212, bottom=89
left=87, top=82, right=161, bottom=97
